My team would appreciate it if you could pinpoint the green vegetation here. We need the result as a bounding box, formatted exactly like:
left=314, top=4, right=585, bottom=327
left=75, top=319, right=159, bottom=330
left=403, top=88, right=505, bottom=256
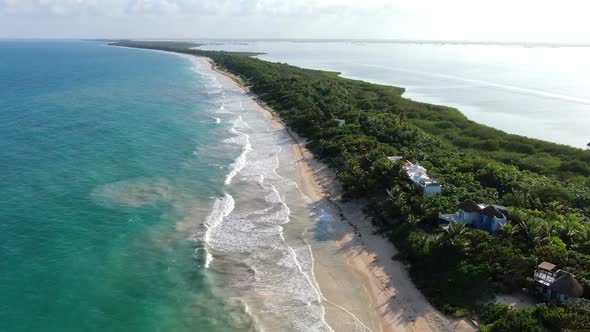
left=115, top=40, right=262, bottom=57
left=111, top=41, right=590, bottom=330
left=112, top=40, right=203, bottom=50
left=479, top=303, right=590, bottom=332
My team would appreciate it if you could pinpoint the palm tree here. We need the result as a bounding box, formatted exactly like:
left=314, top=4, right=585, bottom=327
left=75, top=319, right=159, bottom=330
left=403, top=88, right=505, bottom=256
left=513, top=217, right=534, bottom=244
left=558, top=214, right=582, bottom=246
left=442, top=222, right=471, bottom=251
left=407, top=213, right=421, bottom=226
left=501, top=223, right=517, bottom=240
left=386, top=186, right=410, bottom=218
left=386, top=186, right=405, bottom=203
left=399, top=111, right=406, bottom=124
left=541, top=220, right=559, bottom=239
left=513, top=215, right=547, bottom=246
left=547, top=201, right=567, bottom=214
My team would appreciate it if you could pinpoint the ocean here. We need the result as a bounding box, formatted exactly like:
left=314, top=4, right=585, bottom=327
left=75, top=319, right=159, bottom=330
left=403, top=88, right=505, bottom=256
left=0, top=41, right=377, bottom=332
left=199, top=41, right=590, bottom=149
left=0, top=41, right=267, bottom=331
left=0, top=40, right=238, bottom=331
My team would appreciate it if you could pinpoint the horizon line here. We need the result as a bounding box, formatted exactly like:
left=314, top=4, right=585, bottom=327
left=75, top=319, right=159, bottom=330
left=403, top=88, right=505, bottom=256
left=2, top=37, right=590, bottom=47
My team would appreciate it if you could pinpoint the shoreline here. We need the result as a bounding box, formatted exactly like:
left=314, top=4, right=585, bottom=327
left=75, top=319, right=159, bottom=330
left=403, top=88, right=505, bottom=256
left=109, top=44, right=473, bottom=331
left=204, top=57, right=476, bottom=332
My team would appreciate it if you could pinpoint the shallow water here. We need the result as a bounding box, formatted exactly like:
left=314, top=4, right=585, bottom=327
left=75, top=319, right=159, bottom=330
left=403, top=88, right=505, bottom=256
left=0, top=41, right=244, bottom=331
left=199, top=41, right=590, bottom=148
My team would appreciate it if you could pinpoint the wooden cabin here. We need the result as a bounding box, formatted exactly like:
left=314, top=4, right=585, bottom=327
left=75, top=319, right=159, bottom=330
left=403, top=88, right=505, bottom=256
left=534, top=261, right=584, bottom=302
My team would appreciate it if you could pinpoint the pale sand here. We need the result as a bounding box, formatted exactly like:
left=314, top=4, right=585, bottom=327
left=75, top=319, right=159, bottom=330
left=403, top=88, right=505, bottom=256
left=203, top=56, right=477, bottom=332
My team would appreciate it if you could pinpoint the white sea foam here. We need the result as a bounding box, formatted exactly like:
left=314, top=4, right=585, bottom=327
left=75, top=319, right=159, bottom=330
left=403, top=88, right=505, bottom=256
left=204, top=193, right=235, bottom=240
left=224, top=126, right=253, bottom=185
left=233, top=115, right=250, bottom=129
left=209, top=129, right=332, bottom=330
left=200, top=193, right=235, bottom=268
left=190, top=55, right=332, bottom=331
left=216, top=102, right=236, bottom=115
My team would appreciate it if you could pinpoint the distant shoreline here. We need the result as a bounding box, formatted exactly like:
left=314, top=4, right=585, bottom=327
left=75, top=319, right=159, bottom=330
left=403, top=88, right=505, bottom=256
left=93, top=38, right=590, bottom=48
left=194, top=41, right=589, bottom=148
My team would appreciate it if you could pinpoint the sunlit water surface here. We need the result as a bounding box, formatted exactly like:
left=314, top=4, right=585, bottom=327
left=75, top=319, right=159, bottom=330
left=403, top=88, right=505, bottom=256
left=200, top=41, right=590, bottom=148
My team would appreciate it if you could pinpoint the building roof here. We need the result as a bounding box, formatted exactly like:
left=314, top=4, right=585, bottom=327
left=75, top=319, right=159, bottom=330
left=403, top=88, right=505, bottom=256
left=458, top=200, right=481, bottom=213
left=421, top=179, right=441, bottom=187
left=492, top=205, right=507, bottom=212
left=456, top=200, right=506, bottom=218
left=404, top=162, right=436, bottom=186
left=538, top=261, right=556, bottom=271
left=481, top=205, right=505, bottom=218
left=549, top=271, right=584, bottom=298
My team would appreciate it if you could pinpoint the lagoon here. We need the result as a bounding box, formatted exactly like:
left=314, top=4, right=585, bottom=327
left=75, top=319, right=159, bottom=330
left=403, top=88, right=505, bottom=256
left=199, top=41, right=590, bottom=148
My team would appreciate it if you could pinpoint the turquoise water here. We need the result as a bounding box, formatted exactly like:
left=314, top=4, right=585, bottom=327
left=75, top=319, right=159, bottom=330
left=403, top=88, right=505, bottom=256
left=0, top=41, right=240, bottom=331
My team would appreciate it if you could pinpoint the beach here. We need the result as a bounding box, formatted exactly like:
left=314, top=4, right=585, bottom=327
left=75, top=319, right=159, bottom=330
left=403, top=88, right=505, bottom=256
left=203, top=56, right=477, bottom=332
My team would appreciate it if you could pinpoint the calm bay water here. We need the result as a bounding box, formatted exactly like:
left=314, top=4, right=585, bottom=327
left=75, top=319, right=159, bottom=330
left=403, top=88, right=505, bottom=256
left=0, top=41, right=240, bottom=331
left=199, top=41, right=590, bottom=148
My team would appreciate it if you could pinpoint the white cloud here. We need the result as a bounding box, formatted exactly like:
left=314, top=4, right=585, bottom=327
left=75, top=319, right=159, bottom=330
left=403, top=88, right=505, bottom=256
left=0, top=0, right=589, bottom=42
left=0, top=0, right=399, bottom=17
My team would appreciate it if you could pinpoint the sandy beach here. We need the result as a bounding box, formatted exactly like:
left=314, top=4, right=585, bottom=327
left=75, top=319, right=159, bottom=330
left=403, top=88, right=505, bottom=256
left=203, top=57, right=477, bottom=332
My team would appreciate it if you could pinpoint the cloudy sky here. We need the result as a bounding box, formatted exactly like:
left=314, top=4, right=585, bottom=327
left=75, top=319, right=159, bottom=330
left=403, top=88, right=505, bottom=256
left=1, top=0, right=589, bottom=42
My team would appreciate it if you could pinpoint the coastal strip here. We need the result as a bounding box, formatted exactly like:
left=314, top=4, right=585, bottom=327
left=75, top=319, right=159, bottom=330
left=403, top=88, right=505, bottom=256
left=109, top=43, right=474, bottom=331
left=202, top=55, right=477, bottom=332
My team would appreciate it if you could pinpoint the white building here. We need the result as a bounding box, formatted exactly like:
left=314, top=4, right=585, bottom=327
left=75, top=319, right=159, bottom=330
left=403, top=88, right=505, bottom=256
left=336, top=119, right=346, bottom=127
left=388, top=156, right=441, bottom=195
left=439, top=199, right=508, bottom=234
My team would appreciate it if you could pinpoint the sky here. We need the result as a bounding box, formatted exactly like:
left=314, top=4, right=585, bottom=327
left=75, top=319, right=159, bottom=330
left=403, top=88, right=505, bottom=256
left=1, top=0, right=590, bottom=43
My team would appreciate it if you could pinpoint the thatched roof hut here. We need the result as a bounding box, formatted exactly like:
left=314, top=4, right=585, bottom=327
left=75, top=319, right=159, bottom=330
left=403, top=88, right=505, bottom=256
left=550, top=271, right=584, bottom=298
left=457, top=199, right=481, bottom=213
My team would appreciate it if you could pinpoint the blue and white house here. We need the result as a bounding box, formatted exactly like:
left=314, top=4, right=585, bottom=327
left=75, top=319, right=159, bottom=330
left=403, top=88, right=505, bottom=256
left=439, top=199, right=508, bottom=234
left=388, top=156, right=441, bottom=196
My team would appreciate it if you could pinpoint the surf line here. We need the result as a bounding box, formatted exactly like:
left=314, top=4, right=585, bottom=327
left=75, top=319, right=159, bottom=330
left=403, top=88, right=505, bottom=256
left=201, top=193, right=235, bottom=268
